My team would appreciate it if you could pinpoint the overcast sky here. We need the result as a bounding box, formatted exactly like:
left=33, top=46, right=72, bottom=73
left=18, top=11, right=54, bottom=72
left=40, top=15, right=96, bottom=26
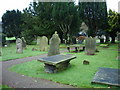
left=0, top=0, right=119, bottom=21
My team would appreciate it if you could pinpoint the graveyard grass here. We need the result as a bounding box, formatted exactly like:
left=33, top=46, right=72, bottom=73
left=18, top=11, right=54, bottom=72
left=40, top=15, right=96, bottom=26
left=1, top=43, right=47, bottom=61
left=0, top=85, right=14, bottom=90
left=1, top=43, right=66, bottom=61
left=9, top=43, right=119, bottom=88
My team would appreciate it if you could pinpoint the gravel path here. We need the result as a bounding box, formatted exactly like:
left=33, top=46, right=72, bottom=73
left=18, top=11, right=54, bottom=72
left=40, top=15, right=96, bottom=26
left=1, top=49, right=76, bottom=88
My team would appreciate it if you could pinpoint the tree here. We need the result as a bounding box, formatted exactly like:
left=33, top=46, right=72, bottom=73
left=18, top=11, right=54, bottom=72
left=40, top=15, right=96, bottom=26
left=52, top=2, right=80, bottom=43
left=2, top=10, right=23, bottom=38
left=78, top=1, right=108, bottom=37
left=21, top=2, right=57, bottom=44
left=21, top=2, right=79, bottom=44
left=107, top=9, right=120, bottom=43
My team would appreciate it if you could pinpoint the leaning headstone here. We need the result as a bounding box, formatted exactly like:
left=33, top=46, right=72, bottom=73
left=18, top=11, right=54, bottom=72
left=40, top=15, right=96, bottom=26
left=21, top=37, right=26, bottom=49
left=16, top=38, right=23, bottom=53
left=40, top=36, right=48, bottom=51
left=85, top=37, right=96, bottom=55
left=48, top=31, right=61, bottom=56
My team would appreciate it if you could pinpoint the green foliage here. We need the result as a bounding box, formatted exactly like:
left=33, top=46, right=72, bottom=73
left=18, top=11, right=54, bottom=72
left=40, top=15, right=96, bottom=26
left=21, top=2, right=80, bottom=44
left=52, top=2, right=80, bottom=40
left=107, top=9, right=120, bottom=43
left=0, top=85, right=14, bottom=90
left=2, top=10, right=23, bottom=38
left=78, top=1, right=108, bottom=37
left=9, top=44, right=118, bottom=88
left=21, top=2, right=57, bottom=44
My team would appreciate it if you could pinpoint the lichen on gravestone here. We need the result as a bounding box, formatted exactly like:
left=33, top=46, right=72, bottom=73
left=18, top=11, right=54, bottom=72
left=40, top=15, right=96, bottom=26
left=40, top=36, right=48, bottom=51
left=85, top=37, right=96, bottom=55
left=48, top=31, right=61, bottom=56
left=16, top=38, right=23, bottom=53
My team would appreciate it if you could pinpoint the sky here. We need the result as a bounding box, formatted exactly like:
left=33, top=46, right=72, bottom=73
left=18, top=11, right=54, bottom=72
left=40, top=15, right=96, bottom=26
left=0, top=0, right=119, bottom=21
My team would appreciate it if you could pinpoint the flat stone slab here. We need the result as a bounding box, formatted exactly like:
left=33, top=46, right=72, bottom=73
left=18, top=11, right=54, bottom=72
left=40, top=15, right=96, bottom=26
left=38, top=54, right=76, bottom=65
left=38, top=54, right=76, bottom=73
left=91, top=67, right=120, bottom=86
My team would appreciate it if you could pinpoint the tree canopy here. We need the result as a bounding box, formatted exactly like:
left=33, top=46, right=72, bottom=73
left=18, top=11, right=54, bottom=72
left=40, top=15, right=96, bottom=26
left=78, top=1, right=108, bottom=37
left=2, top=10, right=22, bottom=38
left=2, top=1, right=119, bottom=44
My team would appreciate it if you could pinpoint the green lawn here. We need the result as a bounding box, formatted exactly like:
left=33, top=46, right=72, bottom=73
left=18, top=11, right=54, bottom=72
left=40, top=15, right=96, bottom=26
left=0, top=85, right=14, bottom=90
left=1, top=43, right=66, bottom=61
left=1, top=43, right=47, bottom=61
left=9, top=44, right=119, bottom=88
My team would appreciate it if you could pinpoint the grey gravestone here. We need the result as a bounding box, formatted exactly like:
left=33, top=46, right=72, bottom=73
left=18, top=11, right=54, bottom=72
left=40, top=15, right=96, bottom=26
left=48, top=31, right=61, bottom=56
left=85, top=37, right=96, bottom=55
left=21, top=37, right=26, bottom=49
left=91, top=67, right=120, bottom=86
left=39, top=36, right=48, bottom=51
left=16, top=38, right=23, bottom=53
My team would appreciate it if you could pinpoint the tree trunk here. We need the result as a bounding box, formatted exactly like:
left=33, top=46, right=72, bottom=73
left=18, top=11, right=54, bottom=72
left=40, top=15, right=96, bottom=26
left=105, top=34, right=110, bottom=43
left=111, top=36, right=116, bottom=43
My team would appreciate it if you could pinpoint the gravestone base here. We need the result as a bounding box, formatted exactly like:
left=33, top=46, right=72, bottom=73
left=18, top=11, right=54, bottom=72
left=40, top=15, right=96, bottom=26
left=44, top=60, right=70, bottom=73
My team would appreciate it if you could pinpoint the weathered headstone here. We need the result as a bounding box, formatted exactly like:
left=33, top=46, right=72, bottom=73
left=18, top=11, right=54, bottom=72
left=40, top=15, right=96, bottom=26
left=85, top=37, right=96, bottom=55
left=48, top=31, right=61, bottom=56
left=16, top=38, right=23, bottom=53
left=21, top=37, right=26, bottom=49
left=40, top=36, right=48, bottom=51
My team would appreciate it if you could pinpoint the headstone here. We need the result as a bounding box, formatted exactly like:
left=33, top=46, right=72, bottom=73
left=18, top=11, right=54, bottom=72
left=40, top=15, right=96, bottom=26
left=85, top=37, right=96, bottom=55
left=48, top=31, right=61, bottom=56
left=40, top=36, right=48, bottom=51
left=21, top=37, right=26, bottom=49
left=16, top=38, right=23, bottom=53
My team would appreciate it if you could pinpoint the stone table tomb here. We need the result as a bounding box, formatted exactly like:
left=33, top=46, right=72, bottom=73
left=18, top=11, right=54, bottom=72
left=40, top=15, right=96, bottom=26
left=38, top=54, right=76, bottom=73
